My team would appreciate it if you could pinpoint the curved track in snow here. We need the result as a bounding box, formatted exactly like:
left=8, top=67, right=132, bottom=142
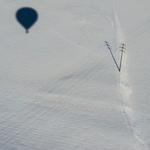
left=112, top=1, right=148, bottom=149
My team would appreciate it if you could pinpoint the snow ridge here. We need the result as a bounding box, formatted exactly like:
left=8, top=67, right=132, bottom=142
left=112, top=1, right=148, bottom=150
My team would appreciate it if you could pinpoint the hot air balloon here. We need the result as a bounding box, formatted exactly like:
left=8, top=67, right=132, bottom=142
left=16, top=7, right=38, bottom=33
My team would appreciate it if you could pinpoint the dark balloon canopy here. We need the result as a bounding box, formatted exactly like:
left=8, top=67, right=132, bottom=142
left=16, top=7, right=38, bottom=33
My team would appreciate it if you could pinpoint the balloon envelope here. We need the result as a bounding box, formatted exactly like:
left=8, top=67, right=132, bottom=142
left=16, top=7, right=38, bottom=33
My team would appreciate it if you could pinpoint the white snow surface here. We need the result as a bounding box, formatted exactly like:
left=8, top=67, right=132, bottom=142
left=0, top=0, right=150, bottom=150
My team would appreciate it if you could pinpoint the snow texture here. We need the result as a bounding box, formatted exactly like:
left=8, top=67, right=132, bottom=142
left=0, top=0, right=150, bottom=149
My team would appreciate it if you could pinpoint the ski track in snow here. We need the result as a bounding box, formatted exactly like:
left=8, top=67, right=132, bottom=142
left=112, top=1, right=148, bottom=150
